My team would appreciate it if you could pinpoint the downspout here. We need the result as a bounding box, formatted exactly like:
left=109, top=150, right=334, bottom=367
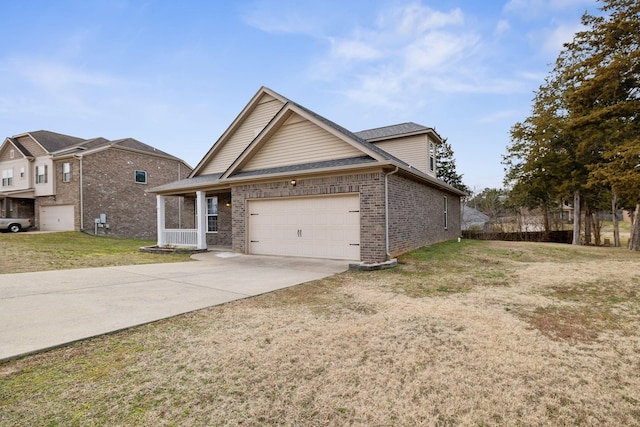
left=384, top=166, right=399, bottom=259
left=76, top=155, right=84, bottom=231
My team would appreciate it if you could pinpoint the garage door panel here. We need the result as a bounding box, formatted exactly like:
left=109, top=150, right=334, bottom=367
left=248, top=195, right=360, bottom=261
left=39, top=205, right=75, bottom=231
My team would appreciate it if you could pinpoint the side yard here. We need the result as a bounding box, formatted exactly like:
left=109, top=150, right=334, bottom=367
left=0, top=232, right=192, bottom=273
left=1, top=239, right=639, bottom=426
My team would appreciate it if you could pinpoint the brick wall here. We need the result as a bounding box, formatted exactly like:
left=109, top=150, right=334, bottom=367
left=231, top=171, right=387, bottom=262
left=387, top=173, right=461, bottom=256
left=205, top=192, right=232, bottom=246
left=229, top=170, right=460, bottom=263
left=75, top=149, right=191, bottom=239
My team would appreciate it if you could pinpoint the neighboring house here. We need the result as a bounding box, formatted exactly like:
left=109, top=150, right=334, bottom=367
left=0, top=131, right=192, bottom=239
left=462, top=205, right=490, bottom=231
left=151, top=87, right=465, bottom=263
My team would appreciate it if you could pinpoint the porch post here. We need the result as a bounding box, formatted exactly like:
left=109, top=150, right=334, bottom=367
left=196, top=191, right=207, bottom=250
left=156, top=195, right=165, bottom=247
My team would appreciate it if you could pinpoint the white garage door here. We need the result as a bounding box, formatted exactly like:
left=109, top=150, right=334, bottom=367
left=39, top=205, right=75, bottom=231
left=248, top=194, right=360, bottom=260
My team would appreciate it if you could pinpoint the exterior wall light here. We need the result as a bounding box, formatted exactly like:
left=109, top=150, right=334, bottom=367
left=290, top=179, right=297, bottom=187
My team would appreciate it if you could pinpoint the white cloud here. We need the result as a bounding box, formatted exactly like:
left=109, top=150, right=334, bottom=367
left=540, top=22, right=585, bottom=54
left=402, top=31, right=478, bottom=73
left=495, top=19, right=511, bottom=34
left=504, top=0, right=594, bottom=16
left=330, top=38, right=382, bottom=61
left=476, top=109, right=520, bottom=124
left=386, top=3, right=464, bottom=36
left=310, top=2, right=527, bottom=110
left=241, top=0, right=331, bottom=36
left=8, top=57, right=118, bottom=92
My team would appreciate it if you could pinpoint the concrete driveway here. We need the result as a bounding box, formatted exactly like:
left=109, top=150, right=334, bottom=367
left=0, top=252, right=348, bottom=361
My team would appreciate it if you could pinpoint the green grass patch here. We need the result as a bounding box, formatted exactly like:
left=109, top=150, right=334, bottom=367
left=0, top=232, right=193, bottom=273
left=378, top=239, right=514, bottom=297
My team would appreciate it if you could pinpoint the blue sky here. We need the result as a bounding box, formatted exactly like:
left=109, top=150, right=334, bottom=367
left=1, top=0, right=599, bottom=190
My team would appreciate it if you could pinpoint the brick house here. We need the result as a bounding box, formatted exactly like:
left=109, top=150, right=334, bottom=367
left=151, top=87, right=465, bottom=263
left=0, top=131, right=192, bottom=239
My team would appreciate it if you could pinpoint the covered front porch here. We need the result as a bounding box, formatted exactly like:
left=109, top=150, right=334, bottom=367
left=0, top=193, right=35, bottom=219
left=155, top=189, right=232, bottom=250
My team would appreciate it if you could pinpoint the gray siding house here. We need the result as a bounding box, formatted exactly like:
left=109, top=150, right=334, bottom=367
left=152, top=87, right=465, bottom=263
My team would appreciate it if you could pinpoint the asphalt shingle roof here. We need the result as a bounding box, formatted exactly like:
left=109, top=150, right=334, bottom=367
left=354, top=122, right=432, bottom=141
left=27, top=130, right=86, bottom=152
left=11, top=131, right=185, bottom=164
left=8, top=138, right=33, bottom=157
left=151, top=173, right=225, bottom=192
left=231, top=156, right=376, bottom=178
left=111, top=138, right=182, bottom=161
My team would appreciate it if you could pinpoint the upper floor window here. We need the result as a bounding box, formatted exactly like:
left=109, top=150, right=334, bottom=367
left=429, top=141, right=436, bottom=172
left=62, top=162, right=72, bottom=182
left=135, top=170, right=147, bottom=184
left=20, top=167, right=25, bottom=179
left=2, top=169, right=13, bottom=187
left=206, top=196, right=218, bottom=232
left=36, top=165, right=48, bottom=184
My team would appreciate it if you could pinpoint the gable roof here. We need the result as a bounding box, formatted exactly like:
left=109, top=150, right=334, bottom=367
left=109, top=138, right=183, bottom=161
left=23, top=130, right=86, bottom=152
left=153, top=87, right=465, bottom=196
left=190, top=87, right=288, bottom=176
left=3, top=131, right=190, bottom=167
left=221, top=102, right=393, bottom=179
left=2, top=137, right=33, bottom=158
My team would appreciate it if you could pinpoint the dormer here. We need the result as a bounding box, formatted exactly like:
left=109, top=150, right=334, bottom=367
left=354, top=122, right=441, bottom=177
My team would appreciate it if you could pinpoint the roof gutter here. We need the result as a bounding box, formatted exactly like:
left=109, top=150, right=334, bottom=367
left=385, top=166, right=399, bottom=259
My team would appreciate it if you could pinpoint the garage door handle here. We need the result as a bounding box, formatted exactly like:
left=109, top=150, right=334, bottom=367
left=251, top=240, right=259, bottom=243
left=297, top=229, right=302, bottom=237
left=349, top=210, right=360, bottom=213
left=349, top=243, right=360, bottom=246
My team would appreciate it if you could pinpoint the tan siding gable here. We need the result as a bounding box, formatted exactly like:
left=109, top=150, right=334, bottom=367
left=241, top=114, right=364, bottom=172
left=15, top=136, right=47, bottom=157
left=0, top=144, right=17, bottom=161
left=373, top=135, right=429, bottom=174
left=198, top=97, right=284, bottom=175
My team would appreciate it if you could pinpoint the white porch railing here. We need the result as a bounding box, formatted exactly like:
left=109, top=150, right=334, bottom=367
left=162, top=229, right=198, bottom=247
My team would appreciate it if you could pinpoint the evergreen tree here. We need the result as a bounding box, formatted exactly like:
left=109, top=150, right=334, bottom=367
left=504, top=0, right=640, bottom=249
left=437, top=138, right=469, bottom=193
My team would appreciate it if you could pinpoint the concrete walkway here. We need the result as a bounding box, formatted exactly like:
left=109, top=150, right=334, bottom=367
left=0, top=252, right=348, bottom=361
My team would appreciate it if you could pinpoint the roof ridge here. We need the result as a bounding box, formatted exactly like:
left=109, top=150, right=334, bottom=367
left=356, top=122, right=423, bottom=133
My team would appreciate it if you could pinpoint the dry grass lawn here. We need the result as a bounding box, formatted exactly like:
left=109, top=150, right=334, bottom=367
left=1, top=240, right=639, bottom=426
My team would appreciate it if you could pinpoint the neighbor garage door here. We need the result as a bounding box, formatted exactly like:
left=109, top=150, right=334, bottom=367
left=248, top=194, right=360, bottom=260
left=39, top=205, right=75, bottom=231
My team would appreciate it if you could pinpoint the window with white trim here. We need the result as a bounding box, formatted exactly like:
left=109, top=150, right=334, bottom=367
left=2, top=169, right=13, bottom=187
left=36, top=165, right=48, bottom=184
left=20, top=167, right=25, bottom=179
left=62, top=162, right=72, bottom=182
left=135, top=170, right=147, bottom=184
left=429, top=141, right=436, bottom=172
left=443, top=196, right=448, bottom=229
left=206, top=197, right=218, bottom=232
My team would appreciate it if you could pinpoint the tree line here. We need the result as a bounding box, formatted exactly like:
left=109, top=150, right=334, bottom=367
left=503, top=0, right=640, bottom=250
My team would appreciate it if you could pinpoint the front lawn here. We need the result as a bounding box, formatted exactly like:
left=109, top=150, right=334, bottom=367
left=0, top=232, right=192, bottom=274
left=1, top=240, right=639, bottom=425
